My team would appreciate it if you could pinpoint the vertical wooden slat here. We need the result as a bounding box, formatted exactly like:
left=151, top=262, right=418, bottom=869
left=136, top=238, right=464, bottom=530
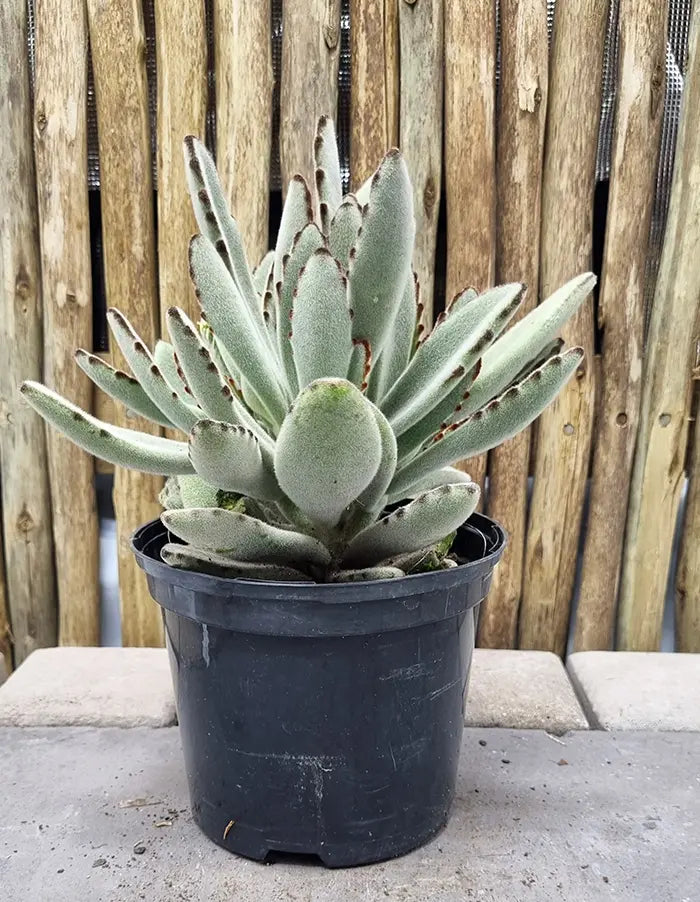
left=0, top=516, right=10, bottom=673
left=215, top=0, right=274, bottom=264
left=155, top=0, right=207, bottom=333
left=519, top=0, right=607, bottom=655
left=444, top=0, right=496, bottom=496
left=280, top=0, right=341, bottom=190
left=677, top=400, right=700, bottom=652
left=478, top=0, right=548, bottom=649
left=398, top=0, right=443, bottom=322
left=618, top=5, right=700, bottom=651
left=1, top=0, right=57, bottom=665
left=87, top=0, right=164, bottom=647
left=350, top=0, right=399, bottom=186
left=33, top=0, right=100, bottom=647
left=574, top=0, right=667, bottom=651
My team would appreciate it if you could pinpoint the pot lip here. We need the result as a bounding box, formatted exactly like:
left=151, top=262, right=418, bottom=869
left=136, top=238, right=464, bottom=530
left=131, top=512, right=507, bottom=603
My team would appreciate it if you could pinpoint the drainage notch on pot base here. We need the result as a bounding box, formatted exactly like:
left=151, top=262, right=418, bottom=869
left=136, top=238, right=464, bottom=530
left=132, top=513, right=506, bottom=867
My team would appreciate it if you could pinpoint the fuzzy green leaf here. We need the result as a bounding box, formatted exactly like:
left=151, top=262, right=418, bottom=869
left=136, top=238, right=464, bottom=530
left=189, top=420, right=282, bottom=501
left=330, top=566, right=404, bottom=582
left=189, top=235, right=289, bottom=426
left=74, top=350, right=172, bottom=428
left=463, top=272, right=595, bottom=416
left=327, top=196, right=362, bottom=269
left=176, top=474, right=219, bottom=509
left=368, top=272, right=420, bottom=403
left=277, top=222, right=325, bottom=397
left=153, top=340, right=190, bottom=400
left=356, top=403, right=397, bottom=512
left=291, top=249, right=353, bottom=388
left=342, top=482, right=480, bottom=568
left=313, top=115, right=343, bottom=230
left=253, top=250, right=275, bottom=296
left=381, top=283, right=524, bottom=435
left=274, top=378, right=382, bottom=528
left=107, top=309, right=201, bottom=432
left=183, top=136, right=267, bottom=343
left=389, top=348, right=584, bottom=497
left=348, top=149, right=415, bottom=360
left=162, top=507, right=332, bottom=567
left=388, top=466, right=473, bottom=503
left=21, top=382, right=193, bottom=475
left=161, top=543, right=312, bottom=581
left=274, top=174, right=313, bottom=285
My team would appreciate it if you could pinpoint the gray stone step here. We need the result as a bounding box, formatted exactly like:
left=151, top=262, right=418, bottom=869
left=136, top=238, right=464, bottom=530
left=1, top=725, right=697, bottom=901
left=567, top=651, right=700, bottom=731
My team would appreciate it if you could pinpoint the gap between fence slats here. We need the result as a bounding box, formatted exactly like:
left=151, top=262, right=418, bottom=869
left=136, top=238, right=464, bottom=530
left=479, top=0, right=548, bottom=649
left=87, top=0, right=164, bottom=647
left=398, top=0, right=443, bottom=324
left=575, top=0, right=668, bottom=651
left=280, top=0, right=341, bottom=193
left=519, top=0, right=607, bottom=656
left=444, top=0, right=496, bottom=500
left=676, top=386, right=700, bottom=652
left=215, top=0, right=273, bottom=265
left=618, top=5, right=700, bottom=651
left=33, top=0, right=99, bottom=647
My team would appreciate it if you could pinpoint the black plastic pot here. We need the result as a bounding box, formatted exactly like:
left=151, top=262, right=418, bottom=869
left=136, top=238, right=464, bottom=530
left=132, top=513, right=506, bottom=867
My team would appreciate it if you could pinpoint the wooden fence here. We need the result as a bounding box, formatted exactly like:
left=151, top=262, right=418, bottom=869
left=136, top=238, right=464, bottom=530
left=1, top=0, right=699, bottom=669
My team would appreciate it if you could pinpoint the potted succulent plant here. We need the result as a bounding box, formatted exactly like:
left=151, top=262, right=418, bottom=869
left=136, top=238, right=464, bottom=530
left=22, top=118, right=594, bottom=867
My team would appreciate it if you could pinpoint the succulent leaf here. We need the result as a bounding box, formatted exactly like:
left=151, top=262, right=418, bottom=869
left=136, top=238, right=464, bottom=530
left=107, top=309, right=201, bottom=432
left=277, top=222, right=325, bottom=396
left=348, top=149, right=415, bottom=360
left=389, top=348, right=584, bottom=498
left=74, top=349, right=173, bottom=428
left=161, top=543, right=312, bottom=580
left=176, top=474, right=219, bottom=508
left=356, top=403, right=398, bottom=512
left=368, top=272, right=420, bottom=403
left=313, top=116, right=343, bottom=230
left=342, top=482, right=480, bottom=568
left=274, top=379, right=382, bottom=528
left=290, top=249, right=353, bottom=388
left=162, top=507, right=332, bottom=566
left=183, top=136, right=268, bottom=344
left=331, top=566, right=405, bottom=582
left=381, top=283, right=525, bottom=435
left=274, top=174, right=313, bottom=286
left=253, top=250, right=275, bottom=296
left=20, top=381, right=193, bottom=475
left=387, top=466, right=473, bottom=503
left=189, top=235, right=289, bottom=426
left=462, top=272, right=595, bottom=417
left=189, top=420, right=282, bottom=501
left=328, top=196, right=362, bottom=269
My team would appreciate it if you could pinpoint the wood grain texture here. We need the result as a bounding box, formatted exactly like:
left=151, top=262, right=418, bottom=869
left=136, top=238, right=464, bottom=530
left=0, top=0, right=58, bottom=665
left=478, top=0, right=548, bottom=649
left=0, top=515, right=9, bottom=673
left=350, top=0, right=399, bottom=186
left=444, top=0, right=496, bottom=498
left=280, top=0, right=341, bottom=190
left=33, top=0, right=99, bottom=647
left=87, top=0, right=164, bottom=647
left=574, top=0, right=667, bottom=651
left=676, top=393, right=700, bottom=652
left=618, top=5, right=700, bottom=651
left=518, top=0, right=607, bottom=655
left=155, top=0, right=207, bottom=333
left=215, top=0, right=273, bottom=264
left=398, top=0, right=442, bottom=322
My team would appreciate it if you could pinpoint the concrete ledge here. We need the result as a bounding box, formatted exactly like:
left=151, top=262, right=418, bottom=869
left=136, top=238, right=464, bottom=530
left=465, top=649, right=589, bottom=733
left=0, top=647, right=176, bottom=728
left=567, top=651, right=700, bottom=731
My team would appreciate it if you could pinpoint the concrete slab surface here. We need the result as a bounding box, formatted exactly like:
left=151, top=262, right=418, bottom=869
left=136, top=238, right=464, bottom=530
left=466, top=649, right=589, bottom=732
left=567, top=651, right=700, bottom=731
left=1, top=726, right=697, bottom=901
left=0, top=647, right=176, bottom=728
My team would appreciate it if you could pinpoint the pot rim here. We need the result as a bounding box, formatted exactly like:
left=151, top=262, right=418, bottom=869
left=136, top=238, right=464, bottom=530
left=131, top=512, right=507, bottom=603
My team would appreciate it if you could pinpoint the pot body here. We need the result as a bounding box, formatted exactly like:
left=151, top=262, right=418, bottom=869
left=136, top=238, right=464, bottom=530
left=132, top=514, right=505, bottom=867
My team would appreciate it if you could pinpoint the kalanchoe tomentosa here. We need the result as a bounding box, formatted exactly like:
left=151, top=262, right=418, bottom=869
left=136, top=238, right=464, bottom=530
left=21, top=117, right=595, bottom=582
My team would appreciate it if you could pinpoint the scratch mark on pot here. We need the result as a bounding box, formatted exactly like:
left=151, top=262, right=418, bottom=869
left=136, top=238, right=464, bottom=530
left=201, top=624, right=210, bottom=667
left=389, top=743, right=397, bottom=772
left=427, top=678, right=461, bottom=701
left=379, top=663, right=428, bottom=681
